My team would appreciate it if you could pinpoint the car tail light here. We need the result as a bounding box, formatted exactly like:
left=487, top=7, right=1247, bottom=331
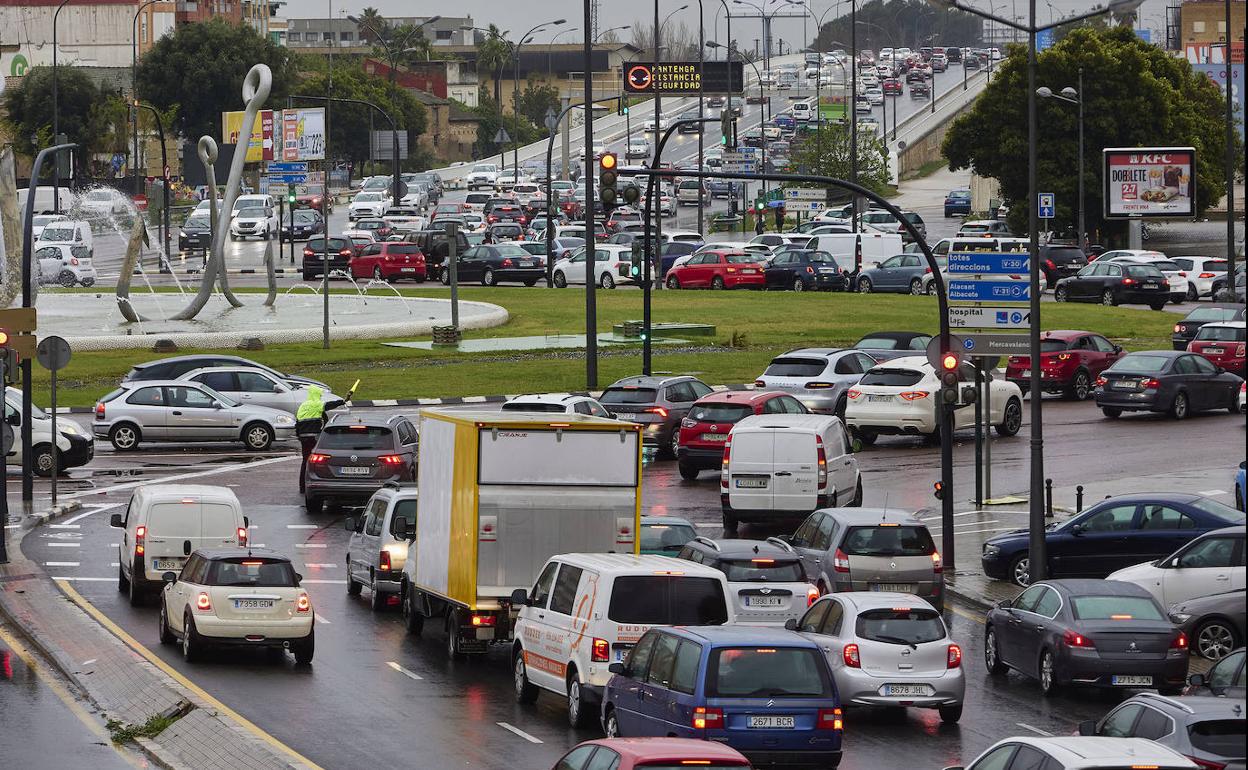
left=646, top=406, right=669, bottom=418
left=487, top=215, right=497, bottom=223
left=899, top=391, right=929, bottom=400
left=843, top=643, right=861, bottom=667
left=95, top=402, right=106, bottom=419
left=308, top=453, right=329, bottom=464
left=947, top=643, right=962, bottom=668
left=339, top=249, right=353, bottom=257
left=833, top=548, right=850, bottom=573
left=134, top=525, right=146, bottom=556
left=196, top=592, right=212, bottom=611
left=237, top=527, right=248, bottom=546
left=1237, top=344, right=1246, bottom=357
left=1171, top=631, right=1188, bottom=650
left=804, top=381, right=834, bottom=389
left=806, top=266, right=815, bottom=274
left=931, top=551, right=942, bottom=574
left=846, top=388, right=862, bottom=399
left=1123, top=277, right=1135, bottom=285
left=1144, top=378, right=1161, bottom=389
left=379, top=549, right=392, bottom=571
left=1094, top=376, right=1107, bottom=387
left=1199, top=272, right=1217, bottom=279
left=1177, top=271, right=1187, bottom=277
left=470, top=614, right=496, bottom=627
left=303, top=248, right=314, bottom=257
left=1044, top=258, right=1055, bottom=269
left=807, top=585, right=820, bottom=607
left=817, top=707, right=843, bottom=730
left=721, top=439, right=731, bottom=490
left=1063, top=629, right=1095, bottom=648
left=816, top=438, right=828, bottom=487
left=296, top=593, right=311, bottom=613
left=591, top=638, right=610, bottom=662
left=693, top=706, right=724, bottom=729
left=379, top=454, right=405, bottom=465
left=1056, top=353, right=1072, bottom=361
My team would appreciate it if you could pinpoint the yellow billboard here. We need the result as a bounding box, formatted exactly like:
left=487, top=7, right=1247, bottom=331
left=221, top=110, right=276, bottom=163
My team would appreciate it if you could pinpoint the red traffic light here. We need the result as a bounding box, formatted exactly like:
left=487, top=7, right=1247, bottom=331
left=941, top=352, right=959, bottom=371
left=0, top=330, right=9, bottom=346
left=599, top=152, right=617, bottom=171
left=933, top=480, right=944, bottom=500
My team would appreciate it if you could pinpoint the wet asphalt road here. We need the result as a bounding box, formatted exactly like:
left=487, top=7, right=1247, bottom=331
left=12, top=400, right=1244, bottom=769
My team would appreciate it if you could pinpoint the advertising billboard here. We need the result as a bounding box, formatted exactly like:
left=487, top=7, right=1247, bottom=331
left=1102, top=147, right=1196, bottom=219
left=282, top=108, right=326, bottom=162
left=222, top=110, right=275, bottom=163
left=1193, top=63, right=1245, bottom=141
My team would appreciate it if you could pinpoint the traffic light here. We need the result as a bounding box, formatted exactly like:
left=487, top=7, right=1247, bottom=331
left=720, top=109, right=737, bottom=149
left=287, top=188, right=297, bottom=206
left=933, top=480, right=944, bottom=500
left=621, top=182, right=641, bottom=206
left=598, top=152, right=619, bottom=210
left=629, top=240, right=644, bottom=279
left=939, top=350, right=961, bottom=405
left=618, top=99, right=629, bottom=116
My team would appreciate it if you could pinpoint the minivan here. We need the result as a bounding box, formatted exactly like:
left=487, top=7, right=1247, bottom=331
left=511, top=553, right=733, bottom=728
left=721, top=414, right=862, bottom=531
left=676, top=179, right=708, bottom=206
left=344, top=482, right=418, bottom=611
left=111, top=485, right=248, bottom=606
left=792, top=100, right=813, bottom=122
left=35, top=219, right=94, bottom=255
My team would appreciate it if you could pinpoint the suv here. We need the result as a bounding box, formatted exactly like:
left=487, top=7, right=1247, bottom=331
left=788, top=507, right=945, bottom=612
left=599, top=375, right=713, bottom=458
left=676, top=537, right=816, bottom=626
left=303, top=413, right=419, bottom=513
left=1078, top=693, right=1247, bottom=770
left=676, top=390, right=809, bottom=479
left=302, top=236, right=355, bottom=280
left=754, top=348, right=879, bottom=416
left=1038, top=244, right=1089, bottom=286
left=344, top=482, right=418, bottom=611
left=407, top=229, right=471, bottom=282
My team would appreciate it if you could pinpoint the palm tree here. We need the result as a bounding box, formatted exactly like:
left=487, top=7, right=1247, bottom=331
left=476, top=24, right=511, bottom=105
left=357, top=7, right=387, bottom=42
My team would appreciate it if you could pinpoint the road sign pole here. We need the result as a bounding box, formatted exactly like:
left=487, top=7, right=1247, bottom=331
left=0, top=355, right=7, bottom=563
left=50, top=369, right=57, bottom=506
left=984, top=363, right=993, bottom=500
left=974, top=365, right=983, bottom=509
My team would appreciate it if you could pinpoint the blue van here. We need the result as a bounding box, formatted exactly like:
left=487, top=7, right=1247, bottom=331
left=600, top=626, right=843, bottom=768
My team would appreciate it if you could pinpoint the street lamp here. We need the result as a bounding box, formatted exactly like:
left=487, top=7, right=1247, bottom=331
left=733, top=0, right=790, bottom=72
left=708, top=40, right=770, bottom=202
left=1037, top=72, right=1084, bottom=251
left=131, top=0, right=161, bottom=198
left=594, top=25, right=630, bottom=42
left=349, top=14, right=442, bottom=79
left=52, top=0, right=75, bottom=209
left=927, top=0, right=1144, bottom=584
left=513, top=18, right=567, bottom=174
left=547, top=27, right=579, bottom=78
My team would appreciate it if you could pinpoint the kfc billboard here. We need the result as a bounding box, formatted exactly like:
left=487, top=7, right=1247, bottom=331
left=1102, top=147, right=1196, bottom=219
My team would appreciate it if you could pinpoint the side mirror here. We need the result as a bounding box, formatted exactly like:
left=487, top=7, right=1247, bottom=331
left=995, top=598, right=1012, bottom=609
left=243, top=516, right=250, bottom=529
left=1113, top=345, right=1123, bottom=353
left=1077, top=720, right=1096, bottom=736
left=6, top=412, right=19, bottom=426
left=1071, top=524, right=1084, bottom=536
left=510, top=588, right=529, bottom=606
left=162, top=571, right=177, bottom=583
left=784, top=618, right=798, bottom=631
left=1171, top=557, right=1182, bottom=568
left=295, top=572, right=303, bottom=583
left=110, top=513, right=124, bottom=528
left=344, top=516, right=358, bottom=532
left=1189, top=672, right=1207, bottom=687
left=607, top=662, right=627, bottom=675
left=873, top=261, right=881, bottom=267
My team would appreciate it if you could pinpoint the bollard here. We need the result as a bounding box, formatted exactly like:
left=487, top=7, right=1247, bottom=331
left=1075, top=485, right=1084, bottom=512
left=1045, top=478, right=1054, bottom=518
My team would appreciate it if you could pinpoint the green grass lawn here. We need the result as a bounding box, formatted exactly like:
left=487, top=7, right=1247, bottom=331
left=36, top=286, right=1177, bottom=407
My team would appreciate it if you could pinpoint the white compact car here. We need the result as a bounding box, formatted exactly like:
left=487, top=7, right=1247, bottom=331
left=349, top=191, right=390, bottom=221
left=501, top=393, right=613, bottom=417
left=553, top=244, right=633, bottom=289
left=31, top=214, right=68, bottom=240
left=1170, top=256, right=1228, bottom=300
left=35, top=219, right=94, bottom=255
left=795, top=592, right=965, bottom=722
left=1107, top=526, right=1245, bottom=608
left=1100, top=250, right=1190, bottom=304
left=466, top=164, right=499, bottom=190
left=946, top=737, right=1198, bottom=770
left=229, top=205, right=277, bottom=240
left=845, top=356, right=1024, bottom=444
left=34, top=243, right=97, bottom=287
left=158, top=547, right=315, bottom=665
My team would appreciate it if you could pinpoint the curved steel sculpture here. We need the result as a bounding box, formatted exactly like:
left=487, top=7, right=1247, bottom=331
left=115, top=216, right=151, bottom=322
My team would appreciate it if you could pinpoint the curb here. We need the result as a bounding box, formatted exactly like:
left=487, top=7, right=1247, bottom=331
left=944, top=580, right=995, bottom=613
left=23, top=499, right=83, bottom=529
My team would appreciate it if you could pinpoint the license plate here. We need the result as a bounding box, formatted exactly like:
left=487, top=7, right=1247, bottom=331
left=401, top=267, right=416, bottom=272
left=1111, top=381, right=1137, bottom=390
left=868, top=394, right=892, bottom=402
left=743, top=269, right=757, bottom=274
left=746, top=596, right=785, bottom=607
left=234, top=599, right=274, bottom=610
left=1020, top=369, right=1031, bottom=378
left=700, top=433, right=729, bottom=442
left=735, top=478, right=768, bottom=488
left=1111, top=675, right=1153, bottom=686
left=340, top=466, right=372, bottom=476
left=153, top=559, right=182, bottom=571
left=614, top=645, right=632, bottom=661
left=1206, top=347, right=1224, bottom=355
left=518, top=261, right=534, bottom=268
left=871, top=583, right=915, bottom=592
left=1144, top=282, right=1159, bottom=288
left=748, top=716, right=795, bottom=729
left=883, top=684, right=933, bottom=697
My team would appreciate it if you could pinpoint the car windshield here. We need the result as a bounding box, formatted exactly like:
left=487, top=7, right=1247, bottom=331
left=1186, top=307, right=1241, bottom=322
left=1189, top=497, right=1247, bottom=524
left=707, top=647, right=831, bottom=698
left=856, top=337, right=906, bottom=350
left=841, top=525, right=936, bottom=556
left=357, top=220, right=384, bottom=230
left=356, top=193, right=383, bottom=201
left=491, top=243, right=530, bottom=256
left=719, top=558, right=805, bottom=582
left=1070, top=595, right=1164, bottom=621
left=316, top=425, right=393, bottom=450
left=805, top=252, right=839, bottom=265
left=764, top=358, right=827, bottom=378
left=1124, top=265, right=1164, bottom=279
left=1039, top=339, right=1070, bottom=353
left=688, top=403, right=754, bottom=423
left=237, top=208, right=265, bottom=218
left=40, top=227, right=74, bottom=241
left=204, top=557, right=297, bottom=587
left=960, top=224, right=991, bottom=233
left=1188, top=719, right=1247, bottom=756
left=607, top=576, right=728, bottom=624
left=856, top=607, right=946, bottom=645
left=501, top=402, right=566, bottom=413
left=471, top=165, right=496, bottom=173
left=1110, top=354, right=1170, bottom=373
left=1194, top=325, right=1245, bottom=341
left=186, top=217, right=209, bottom=228
left=600, top=387, right=658, bottom=405
left=725, top=254, right=759, bottom=264
left=1151, top=260, right=1181, bottom=272
left=860, top=368, right=924, bottom=387
left=640, top=522, right=698, bottom=552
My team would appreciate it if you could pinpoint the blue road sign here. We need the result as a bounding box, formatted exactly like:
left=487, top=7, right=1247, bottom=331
left=266, top=162, right=308, bottom=173
left=1037, top=28, right=1054, bottom=51
left=948, top=279, right=1030, bottom=302
left=948, top=251, right=1030, bottom=274
left=267, top=173, right=307, bottom=184
left=1038, top=192, right=1055, bottom=219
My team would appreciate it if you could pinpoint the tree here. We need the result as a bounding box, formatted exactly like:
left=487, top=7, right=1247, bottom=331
left=814, top=0, right=982, bottom=53
left=296, top=63, right=428, bottom=168
left=476, top=25, right=511, bottom=105
left=471, top=89, right=540, bottom=159
left=516, top=81, right=560, bottom=130
left=136, top=17, right=297, bottom=141
left=1, top=66, right=124, bottom=176
left=356, top=7, right=388, bottom=42
left=793, top=122, right=892, bottom=197
left=942, top=27, right=1236, bottom=238
left=629, top=19, right=699, bottom=61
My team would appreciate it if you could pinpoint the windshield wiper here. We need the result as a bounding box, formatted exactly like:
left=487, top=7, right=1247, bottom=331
left=873, top=634, right=918, bottom=649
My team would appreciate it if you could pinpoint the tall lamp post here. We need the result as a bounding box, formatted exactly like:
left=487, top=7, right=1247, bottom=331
left=733, top=0, right=793, bottom=74
left=132, top=100, right=170, bottom=260
left=52, top=0, right=75, bottom=210
left=709, top=41, right=770, bottom=201
left=1036, top=69, right=1083, bottom=251
left=513, top=19, right=568, bottom=175
left=349, top=14, right=442, bottom=81
left=131, top=0, right=160, bottom=198
left=928, top=0, right=1143, bottom=584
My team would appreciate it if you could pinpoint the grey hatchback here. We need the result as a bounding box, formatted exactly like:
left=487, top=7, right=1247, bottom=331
left=599, top=375, right=713, bottom=458
left=754, top=348, right=878, bottom=416
left=1079, top=693, right=1246, bottom=770
left=304, top=413, right=419, bottom=513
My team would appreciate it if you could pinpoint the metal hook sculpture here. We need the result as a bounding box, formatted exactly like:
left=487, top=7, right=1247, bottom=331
left=172, top=64, right=272, bottom=320
left=115, top=216, right=151, bottom=322
left=0, top=148, right=24, bottom=308
left=262, top=237, right=277, bottom=307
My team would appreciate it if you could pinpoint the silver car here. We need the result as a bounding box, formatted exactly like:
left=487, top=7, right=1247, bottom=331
left=92, top=380, right=296, bottom=452
left=754, top=348, right=879, bottom=416
left=792, top=591, right=966, bottom=722
left=344, top=483, right=417, bottom=611
left=176, top=367, right=340, bottom=415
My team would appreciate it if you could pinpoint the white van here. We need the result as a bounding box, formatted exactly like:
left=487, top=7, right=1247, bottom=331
left=110, top=485, right=248, bottom=606
left=17, top=187, right=73, bottom=215
left=512, top=553, right=732, bottom=727
left=676, top=179, right=707, bottom=206
left=35, top=219, right=94, bottom=256
left=720, top=414, right=861, bottom=531
left=231, top=193, right=275, bottom=214
left=4, top=387, right=94, bottom=476
left=806, top=232, right=904, bottom=273
left=792, top=100, right=814, bottom=122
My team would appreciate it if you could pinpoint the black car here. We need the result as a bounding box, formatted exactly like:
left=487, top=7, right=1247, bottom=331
left=486, top=204, right=527, bottom=226
left=304, top=412, right=419, bottom=513
left=485, top=222, right=524, bottom=243
left=1054, top=262, right=1170, bottom=309
left=909, top=81, right=931, bottom=98
left=178, top=215, right=212, bottom=253
left=676, top=114, right=703, bottom=133
left=451, top=242, right=545, bottom=286
left=1038, top=244, right=1088, bottom=286
left=963, top=54, right=981, bottom=69
left=1094, top=350, right=1244, bottom=419
left=981, top=492, right=1246, bottom=586
left=983, top=579, right=1190, bottom=696
left=302, top=236, right=355, bottom=280
left=1170, top=589, right=1246, bottom=661
left=1171, top=304, right=1246, bottom=349
left=706, top=95, right=725, bottom=109
left=851, top=331, right=934, bottom=362
left=765, top=250, right=848, bottom=291
left=660, top=241, right=699, bottom=275
left=945, top=46, right=962, bottom=63
left=409, top=228, right=471, bottom=282
left=280, top=209, right=324, bottom=242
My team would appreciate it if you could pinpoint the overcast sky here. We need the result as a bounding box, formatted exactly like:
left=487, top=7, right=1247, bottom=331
left=287, top=0, right=1175, bottom=49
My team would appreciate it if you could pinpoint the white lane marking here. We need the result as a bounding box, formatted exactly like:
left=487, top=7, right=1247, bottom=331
left=109, top=544, right=118, bottom=548
left=1016, top=722, right=1053, bottom=736
left=50, top=576, right=114, bottom=581
left=110, top=563, right=120, bottom=567
left=1199, top=489, right=1226, bottom=496
left=3, top=524, right=18, bottom=530
left=314, top=614, right=331, bottom=625
left=45, top=562, right=80, bottom=567
left=82, top=659, right=97, bottom=666
left=63, top=503, right=125, bottom=524
left=295, top=543, right=327, bottom=549
left=49, top=524, right=81, bottom=529
left=497, top=722, right=542, bottom=744
left=61, top=455, right=298, bottom=501
left=287, top=524, right=319, bottom=529
left=386, top=661, right=423, bottom=680
left=47, top=542, right=81, bottom=548
left=301, top=579, right=348, bottom=585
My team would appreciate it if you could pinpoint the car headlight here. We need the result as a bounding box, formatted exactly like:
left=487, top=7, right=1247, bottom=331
left=982, top=544, right=1001, bottom=557
left=59, top=422, right=81, bottom=436
left=1169, top=612, right=1192, bottom=624
left=276, top=416, right=294, bottom=425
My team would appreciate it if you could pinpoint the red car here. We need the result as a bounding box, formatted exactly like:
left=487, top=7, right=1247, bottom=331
left=1005, top=329, right=1124, bottom=400
left=1186, top=321, right=1246, bottom=375
left=349, top=241, right=427, bottom=282
left=551, top=738, right=750, bottom=770
left=665, top=250, right=766, bottom=290
left=676, top=390, right=810, bottom=479
left=882, top=78, right=903, bottom=94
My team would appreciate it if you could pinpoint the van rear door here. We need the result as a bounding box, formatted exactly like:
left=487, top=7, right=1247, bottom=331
left=771, top=428, right=818, bottom=511
left=728, top=429, right=774, bottom=510
left=144, top=501, right=203, bottom=574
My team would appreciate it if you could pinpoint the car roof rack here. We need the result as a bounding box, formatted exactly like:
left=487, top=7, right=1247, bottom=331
left=765, top=536, right=797, bottom=554
left=692, top=536, right=721, bottom=551
left=1134, top=692, right=1195, bottom=714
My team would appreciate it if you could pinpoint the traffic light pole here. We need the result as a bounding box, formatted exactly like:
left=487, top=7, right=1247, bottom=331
left=582, top=0, right=598, bottom=390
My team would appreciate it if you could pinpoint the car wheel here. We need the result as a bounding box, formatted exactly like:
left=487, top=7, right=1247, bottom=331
left=856, top=429, right=878, bottom=446
left=678, top=462, right=700, bottom=480
left=926, top=281, right=938, bottom=296
left=242, top=422, right=274, bottom=451
left=1169, top=391, right=1189, bottom=420
left=58, top=271, right=76, bottom=288
left=711, top=275, right=726, bottom=290
left=1054, top=286, right=1068, bottom=302
left=303, top=269, right=316, bottom=281
left=126, top=569, right=143, bottom=609
left=908, top=278, right=924, bottom=295
left=567, top=675, right=593, bottom=728
left=1186, top=285, right=1198, bottom=301
left=1101, top=289, right=1116, bottom=306
left=445, top=611, right=464, bottom=659
left=1194, top=618, right=1238, bottom=660
left=182, top=614, right=202, bottom=662
left=524, top=279, right=539, bottom=287
left=482, top=268, right=497, bottom=286
left=850, top=477, right=864, bottom=507
left=1151, top=302, right=1166, bottom=311
left=439, top=268, right=450, bottom=286
left=118, top=562, right=130, bottom=593
left=721, top=507, right=738, bottom=533
left=514, top=651, right=540, bottom=704
left=158, top=600, right=175, bottom=645
left=1038, top=649, right=1060, bottom=697
left=370, top=585, right=387, bottom=611
left=995, top=398, right=1023, bottom=437
left=1009, top=553, right=1031, bottom=587
left=402, top=586, right=425, bottom=635
left=938, top=704, right=963, bottom=723
left=292, top=630, right=315, bottom=666
left=857, top=277, right=873, bottom=293
left=373, top=266, right=384, bottom=281
left=792, top=278, right=805, bottom=292
left=600, top=272, right=616, bottom=289
left=109, top=423, right=141, bottom=452
left=81, top=278, right=95, bottom=287
left=305, top=495, right=323, bottom=514
left=1101, top=406, right=1123, bottom=418
left=666, top=275, right=681, bottom=289
left=32, top=444, right=57, bottom=477
left=1066, top=370, right=1092, bottom=401
left=553, top=271, right=567, bottom=288
left=604, top=707, right=622, bottom=737
left=1170, top=295, right=1184, bottom=305
left=984, top=626, right=1008, bottom=674
left=347, top=574, right=362, bottom=596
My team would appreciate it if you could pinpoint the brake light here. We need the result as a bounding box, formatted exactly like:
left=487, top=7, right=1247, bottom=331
left=237, top=527, right=248, bottom=546
left=296, top=593, right=311, bottom=613
left=1188, top=758, right=1227, bottom=770
left=817, top=707, right=843, bottom=730
left=899, top=391, right=929, bottom=400
left=646, top=406, right=669, bottom=418
left=1237, top=344, right=1246, bottom=357
left=1123, top=277, right=1135, bottom=285
left=1095, top=376, right=1107, bottom=387
left=931, top=551, right=942, bottom=574
left=487, top=215, right=497, bottom=223
left=1044, top=258, right=1055, bottom=268
left=379, top=454, right=404, bottom=465
left=693, top=706, right=724, bottom=729
left=721, top=439, right=732, bottom=490
left=308, top=453, right=329, bottom=464
left=1199, top=272, right=1217, bottom=279
left=806, top=265, right=815, bottom=274
left=816, top=438, right=828, bottom=487
left=804, top=381, right=834, bottom=389
left=591, top=638, right=610, bottom=662
left=807, top=585, right=820, bottom=607
left=470, top=614, right=496, bottom=627
left=1171, top=631, right=1188, bottom=650
left=135, top=525, right=146, bottom=556
left=1177, top=270, right=1187, bottom=277
left=196, top=592, right=212, bottom=611
left=947, top=643, right=962, bottom=668
left=339, top=249, right=352, bottom=256
left=843, top=643, right=861, bottom=667
left=379, top=549, right=391, bottom=571
left=1056, top=353, right=1072, bottom=361
left=1144, top=378, right=1161, bottom=389
left=846, top=388, right=862, bottom=399
left=1063, top=629, right=1095, bottom=648
left=95, top=401, right=106, bottom=419
left=833, top=548, right=851, bottom=573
